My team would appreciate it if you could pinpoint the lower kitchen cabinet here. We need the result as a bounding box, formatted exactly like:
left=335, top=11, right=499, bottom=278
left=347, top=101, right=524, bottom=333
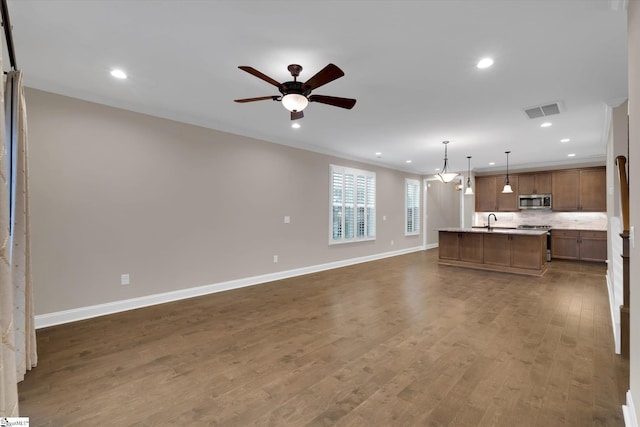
left=438, top=230, right=547, bottom=276
left=459, top=233, right=484, bottom=263
left=483, top=233, right=510, bottom=266
left=551, top=229, right=607, bottom=262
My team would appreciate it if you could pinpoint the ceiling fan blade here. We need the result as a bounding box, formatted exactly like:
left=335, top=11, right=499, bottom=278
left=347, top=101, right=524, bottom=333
left=303, top=64, right=344, bottom=91
left=291, top=110, right=304, bottom=120
left=238, top=66, right=281, bottom=87
left=234, top=96, right=279, bottom=103
left=309, top=95, right=356, bottom=109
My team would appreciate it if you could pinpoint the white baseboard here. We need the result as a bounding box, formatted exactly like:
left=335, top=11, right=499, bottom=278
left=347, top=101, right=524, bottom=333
left=606, top=272, right=621, bottom=354
left=35, top=245, right=427, bottom=329
left=425, top=243, right=438, bottom=250
left=624, top=390, right=638, bottom=427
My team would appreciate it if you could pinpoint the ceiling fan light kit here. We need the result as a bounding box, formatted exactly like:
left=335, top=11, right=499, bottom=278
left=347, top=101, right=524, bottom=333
left=235, top=63, right=356, bottom=120
left=281, top=93, right=308, bottom=112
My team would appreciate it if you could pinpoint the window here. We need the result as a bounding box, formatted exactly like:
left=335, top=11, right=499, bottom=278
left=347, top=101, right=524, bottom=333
left=330, top=165, right=376, bottom=244
left=405, top=179, right=420, bottom=235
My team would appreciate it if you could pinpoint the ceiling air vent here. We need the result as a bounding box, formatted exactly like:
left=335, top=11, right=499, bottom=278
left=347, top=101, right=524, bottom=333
left=523, top=102, right=562, bottom=119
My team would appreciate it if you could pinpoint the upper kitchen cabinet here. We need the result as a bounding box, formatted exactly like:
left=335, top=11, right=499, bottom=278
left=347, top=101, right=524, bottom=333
left=517, top=172, right=551, bottom=195
left=475, top=176, right=497, bottom=211
left=551, top=167, right=606, bottom=212
left=495, top=174, right=518, bottom=211
left=475, top=175, right=519, bottom=212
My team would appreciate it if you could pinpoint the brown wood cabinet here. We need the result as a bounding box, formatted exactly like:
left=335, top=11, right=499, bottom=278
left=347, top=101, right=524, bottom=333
left=551, top=229, right=607, bottom=262
left=439, top=230, right=547, bottom=276
left=474, top=167, right=605, bottom=213
left=517, top=172, right=552, bottom=195
left=475, top=175, right=519, bottom=212
left=459, top=233, right=484, bottom=263
left=438, top=231, right=459, bottom=260
left=475, top=176, right=497, bottom=212
left=551, top=167, right=606, bottom=212
left=483, top=233, right=510, bottom=266
left=495, top=175, right=518, bottom=211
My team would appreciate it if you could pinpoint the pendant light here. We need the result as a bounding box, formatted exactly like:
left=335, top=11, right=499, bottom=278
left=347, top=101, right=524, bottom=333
left=436, top=141, right=459, bottom=183
left=502, top=151, right=513, bottom=193
left=464, top=156, right=474, bottom=195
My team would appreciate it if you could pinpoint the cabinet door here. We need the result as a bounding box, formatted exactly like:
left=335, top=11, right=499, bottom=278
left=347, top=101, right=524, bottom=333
left=483, top=233, right=510, bottom=266
left=438, top=232, right=459, bottom=260
left=459, top=233, right=484, bottom=263
left=496, top=175, right=518, bottom=211
left=552, top=170, right=580, bottom=211
left=518, top=173, right=551, bottom=195
left=551, top=230, right=579, bottom=260
left=534, top=173, right=552, bottom=194
left=518, top=174, right=535, bottom=194
left=579, top=168, right=606, bottom=211
left=579, top=230, right=607, bottom=262
left=510, top=234, right=545, bottom=269
left=475, top=176, right=497, bottom=212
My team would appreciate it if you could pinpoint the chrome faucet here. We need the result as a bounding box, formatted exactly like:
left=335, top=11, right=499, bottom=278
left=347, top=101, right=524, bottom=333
left=487, top=213, right=497, bottom=230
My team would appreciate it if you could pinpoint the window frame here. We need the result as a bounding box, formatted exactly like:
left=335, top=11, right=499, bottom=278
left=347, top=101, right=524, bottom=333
left=329, top=164, right=376, bottom=245
left=405, top=178, right=420, bottom=236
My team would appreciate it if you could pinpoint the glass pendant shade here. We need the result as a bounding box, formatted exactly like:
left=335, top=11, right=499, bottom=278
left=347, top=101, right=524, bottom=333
left=464, top=156, right=474, bottom=195
left=435, top=141, right=459, bottom=183
left=502, top=150, right=513, bottom=193
left=281, top=94, right=309, bottom=112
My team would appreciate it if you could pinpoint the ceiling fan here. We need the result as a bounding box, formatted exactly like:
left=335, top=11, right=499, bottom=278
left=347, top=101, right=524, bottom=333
left=234, top=63, right=356, bottom=120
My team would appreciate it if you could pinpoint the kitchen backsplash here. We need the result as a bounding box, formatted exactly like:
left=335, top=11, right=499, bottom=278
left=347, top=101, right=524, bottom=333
left=474, top=211, right=607, bottom=230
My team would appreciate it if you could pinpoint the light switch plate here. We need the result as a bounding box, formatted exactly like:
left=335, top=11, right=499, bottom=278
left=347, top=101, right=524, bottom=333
left=631, top=226, right=635, bottom=249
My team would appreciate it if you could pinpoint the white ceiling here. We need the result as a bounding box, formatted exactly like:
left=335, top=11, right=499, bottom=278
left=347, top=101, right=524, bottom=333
left=5, top=0, right=628, bottom=174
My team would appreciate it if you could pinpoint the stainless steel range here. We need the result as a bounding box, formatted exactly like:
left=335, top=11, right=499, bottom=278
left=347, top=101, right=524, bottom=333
left=517, top=225, right=552, bottom=261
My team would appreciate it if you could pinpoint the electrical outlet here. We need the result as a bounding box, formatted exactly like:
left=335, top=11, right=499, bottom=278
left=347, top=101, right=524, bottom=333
left=121, top=274, right=130, bottom=285
left=284, top=216, right=290, bottom=224
left=391, top=240, right=394, bottom=246
left=273, top=255, right=278, bottom=263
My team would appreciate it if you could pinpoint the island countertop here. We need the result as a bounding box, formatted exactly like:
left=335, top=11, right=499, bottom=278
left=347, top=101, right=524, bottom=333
left=438, top=227, right=549, bottom=236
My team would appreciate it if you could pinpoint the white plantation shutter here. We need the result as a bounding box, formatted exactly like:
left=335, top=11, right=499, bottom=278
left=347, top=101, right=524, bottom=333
left=330, top=165, right=376, bottom=243
left=406, top=179, right=420, bottom=235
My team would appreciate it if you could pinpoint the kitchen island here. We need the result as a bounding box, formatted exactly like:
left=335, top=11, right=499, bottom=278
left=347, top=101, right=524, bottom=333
left=438, top=227, right=548, bottom=276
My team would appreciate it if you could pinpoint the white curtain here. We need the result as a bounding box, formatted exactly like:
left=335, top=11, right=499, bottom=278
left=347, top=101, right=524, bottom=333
left=0, top=48, right=37, bottom=416
left=6, top=70, right=37, bottom=382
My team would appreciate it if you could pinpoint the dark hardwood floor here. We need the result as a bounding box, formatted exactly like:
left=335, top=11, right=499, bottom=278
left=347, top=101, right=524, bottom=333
left=19, top=249, right=628, bottom=426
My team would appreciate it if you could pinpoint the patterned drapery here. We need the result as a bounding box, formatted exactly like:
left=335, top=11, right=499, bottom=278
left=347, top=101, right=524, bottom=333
left=0, top=49, right=37, bottom=417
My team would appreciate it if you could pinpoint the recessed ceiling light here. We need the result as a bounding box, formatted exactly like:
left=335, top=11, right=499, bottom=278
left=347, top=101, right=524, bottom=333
left=375, top=152, right=382, bottom=157
left=489, top=162, right=495, bottom=166
left=540, top=122, right=552, bottom=128
left=560, top=138, right=570, bottom=143
left=477, top=58, right=494, bottom=69
left=406, top=160, right=412, bottom=164
left=291, top=123, right=301, bottom=129
left=110, top=69, right=127, bottom=79
left=435, top=168, right=440, bottom=171
left=568, top=153, right=576, bottom=157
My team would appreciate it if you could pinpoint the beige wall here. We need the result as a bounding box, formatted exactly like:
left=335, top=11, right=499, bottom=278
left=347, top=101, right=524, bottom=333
left=425, top=178, right=461, bottom=245
left=629, top=0, right=640, bottom=421
left=26, top=88, right=423, bottom=316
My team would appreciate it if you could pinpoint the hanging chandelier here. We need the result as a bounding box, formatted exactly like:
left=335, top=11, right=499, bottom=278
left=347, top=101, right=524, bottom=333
left=436, top=141, right=459, bottom=183
left=502, top=151, right=513, bottom=193
left=464, top=156, right=474, bottom=195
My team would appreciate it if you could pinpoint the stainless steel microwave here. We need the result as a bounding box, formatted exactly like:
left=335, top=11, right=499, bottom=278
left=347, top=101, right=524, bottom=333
left=518, top=194, right=552, bottom=210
